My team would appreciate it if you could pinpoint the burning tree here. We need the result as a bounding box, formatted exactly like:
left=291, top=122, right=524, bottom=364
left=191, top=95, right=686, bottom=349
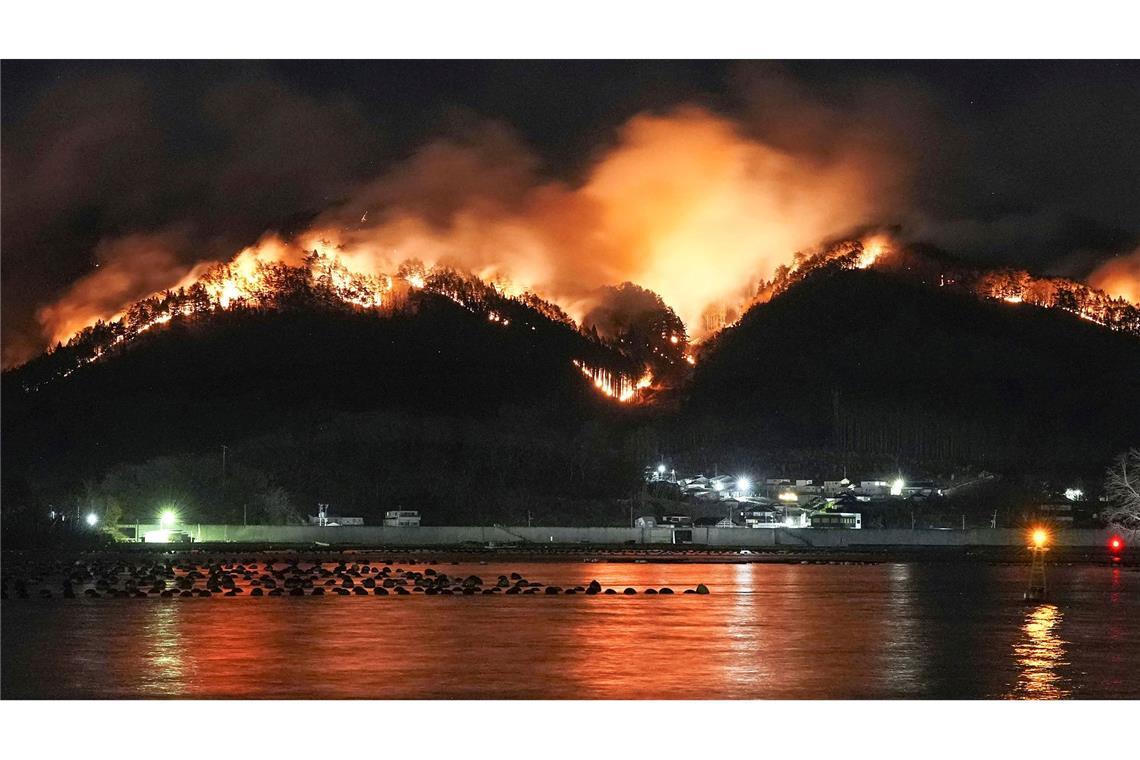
left=1104, top=448, right=1140, bottom=534
left=582, top=282, right=688, bottom=384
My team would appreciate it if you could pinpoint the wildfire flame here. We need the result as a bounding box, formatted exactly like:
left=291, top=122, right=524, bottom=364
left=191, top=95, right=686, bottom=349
left=34, top=236, right=659, bottom=403
left=17, top=102, right=1140, bottom=379
left=572, top=360, right=652, bottom=403
left=1088, top=247, right=1140, bottom=306
left=855, top=234, right=891, bottom=269
left=23, top=215, right=1139, bottom=405
left=972, top=267, right=1138, bottom=329
left=31, top=107, right=901, bottom=362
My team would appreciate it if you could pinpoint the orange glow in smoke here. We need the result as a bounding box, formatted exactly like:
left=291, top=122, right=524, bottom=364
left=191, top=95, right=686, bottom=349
left=34, top=107, right=899, bottom=359
left=22, top=107, right=1139, bottom=397
left=855, top=234, right=891, bottom=270
left=1088, top=248, right=1140, bottom=306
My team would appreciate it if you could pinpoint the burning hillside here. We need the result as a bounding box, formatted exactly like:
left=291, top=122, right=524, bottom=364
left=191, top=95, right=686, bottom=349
left=23, top=106, right=903, bottom=368
left=718, top=235, right=1140, bottom=337
left=16, top=101, right=1139, bottom=388
left=16, top=241, right=669, bottom=403
left=14, top=228, right=1140, bottom=405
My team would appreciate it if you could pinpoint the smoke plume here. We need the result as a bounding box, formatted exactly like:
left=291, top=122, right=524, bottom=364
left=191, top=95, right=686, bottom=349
left=35, top=105, right=901, bottom=355
left=36, top=229, right=196, bottom=347
left=1088, top=248, right=1140, bottom=305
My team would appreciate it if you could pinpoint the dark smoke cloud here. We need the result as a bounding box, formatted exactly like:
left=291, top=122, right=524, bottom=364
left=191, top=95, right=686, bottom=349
left=2, top=65, right=381, bottom=365
left=3, top=61, right=1138, bottom=367
left=729, top=61, right=1140, bottom=274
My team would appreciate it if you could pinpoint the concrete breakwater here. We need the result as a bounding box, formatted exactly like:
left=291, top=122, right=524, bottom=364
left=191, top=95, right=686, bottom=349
left=0, top=557, right=712, bottom=600
left=119, top=524, right=1122, bottom=548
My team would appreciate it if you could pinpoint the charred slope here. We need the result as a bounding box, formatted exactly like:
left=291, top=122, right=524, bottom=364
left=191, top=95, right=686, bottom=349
left=684, top=268, right=1140, bottom=467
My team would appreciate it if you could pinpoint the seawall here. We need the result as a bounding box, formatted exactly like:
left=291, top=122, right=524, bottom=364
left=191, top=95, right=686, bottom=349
left=120, top=524, right=1120, bottom=548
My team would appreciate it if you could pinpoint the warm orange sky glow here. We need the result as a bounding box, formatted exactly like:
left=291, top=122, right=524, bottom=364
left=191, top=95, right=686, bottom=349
left=34, top=107, right=898, bottom=349
left=30, top=107, right=1140, bottom=357
left=1088, top=248, right=1140, bottom=306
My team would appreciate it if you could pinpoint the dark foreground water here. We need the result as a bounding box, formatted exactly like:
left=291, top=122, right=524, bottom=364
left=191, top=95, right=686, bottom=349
left=3, top=560, right=1136, bottom=698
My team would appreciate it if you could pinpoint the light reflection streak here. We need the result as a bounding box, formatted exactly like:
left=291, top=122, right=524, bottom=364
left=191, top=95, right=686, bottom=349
left=1008, top=604, right=1070, bottom=699
left=721, top=563, right=772, bottom=688
left=141, top=602, right=189, bottom=697
left=876, top=562, right=925, bottom=694
left=1102, top=567, right=1126, bottom=694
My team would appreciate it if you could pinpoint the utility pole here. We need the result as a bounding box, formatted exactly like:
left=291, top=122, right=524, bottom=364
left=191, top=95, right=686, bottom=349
left=221, top=444, right=229, bottom=522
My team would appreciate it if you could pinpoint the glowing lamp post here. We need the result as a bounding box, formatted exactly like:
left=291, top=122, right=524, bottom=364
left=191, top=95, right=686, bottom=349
left=143, top=509, right=179, bottom=543
left=85, top=513, right=99, bottom=527
left=1025, top=528, right=1049, bottom=602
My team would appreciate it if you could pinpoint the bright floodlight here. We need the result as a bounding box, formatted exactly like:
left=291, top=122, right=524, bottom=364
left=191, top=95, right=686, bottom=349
left=737, top=477, right=750, bottom=493
left=159, top=510, right=177, bottom=527
left=657, top=464, right=666, bottom=474
left=1032, top=529, right=1048, bottom=548
left=1064, top=488, right=1083, bottom=501
left=890, top=478, right=904, bottom=496
left=85, top=513, right=99, bottom=527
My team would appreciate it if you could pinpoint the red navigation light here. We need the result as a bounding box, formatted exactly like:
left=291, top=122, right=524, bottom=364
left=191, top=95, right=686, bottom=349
left=1109, top=536, right=1124, bottom=553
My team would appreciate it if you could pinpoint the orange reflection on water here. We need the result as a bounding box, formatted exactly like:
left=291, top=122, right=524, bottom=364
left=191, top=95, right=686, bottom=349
left=12, top=562, right=1134, bottom=698
left=140, top=603, right=190, bottom=696
left=1009, top=604, right=1070, bottom=700
left=560, top=563, right=896, bottom=698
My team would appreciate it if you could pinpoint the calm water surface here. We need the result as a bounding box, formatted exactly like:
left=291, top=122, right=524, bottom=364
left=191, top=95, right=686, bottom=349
left=3, top=561, right=1136, bottom=698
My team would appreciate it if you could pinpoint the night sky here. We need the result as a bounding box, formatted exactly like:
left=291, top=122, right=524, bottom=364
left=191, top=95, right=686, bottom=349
left=3, top=60, right=1138, bottom=365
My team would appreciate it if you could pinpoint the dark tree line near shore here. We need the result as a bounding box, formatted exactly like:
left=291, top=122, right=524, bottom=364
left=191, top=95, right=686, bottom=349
left=2, top=285, right=655, bottom=538
left=3, top=263, right=1138, bottom=543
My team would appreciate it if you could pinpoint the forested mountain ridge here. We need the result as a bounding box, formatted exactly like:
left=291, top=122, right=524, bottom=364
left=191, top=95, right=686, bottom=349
left=3, top=253, right=1138, bottom=531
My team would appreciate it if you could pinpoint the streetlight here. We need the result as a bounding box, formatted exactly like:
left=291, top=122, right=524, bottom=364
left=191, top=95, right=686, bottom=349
left=85, top=513, right=99, bottom=527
